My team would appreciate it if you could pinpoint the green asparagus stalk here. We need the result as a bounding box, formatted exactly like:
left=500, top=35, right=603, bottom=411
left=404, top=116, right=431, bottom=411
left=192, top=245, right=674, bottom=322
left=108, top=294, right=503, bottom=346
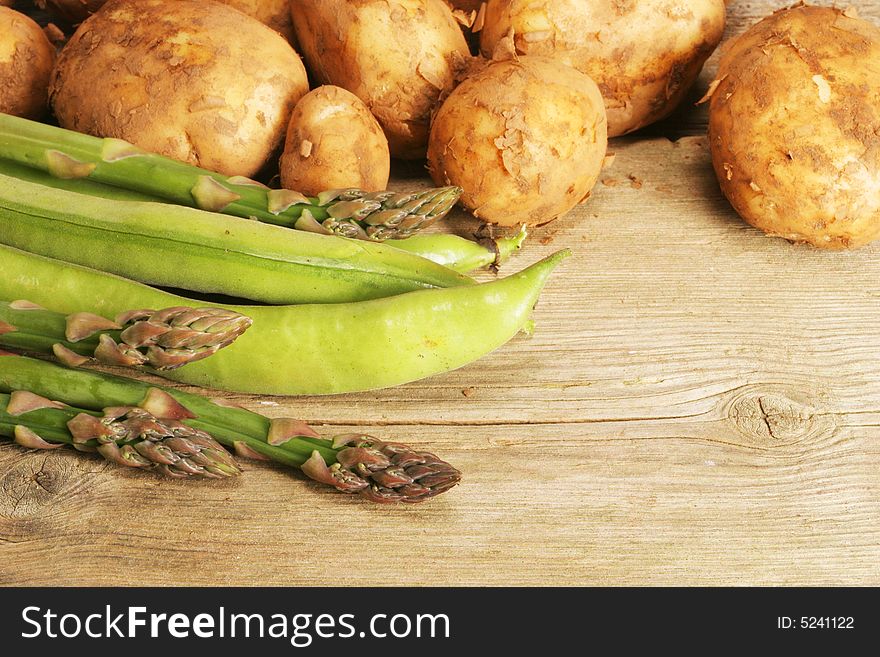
left=0, top=301, right=252, bottom=371
left=0, top=113, right=460, bottom=241
left=0, top=353, right=461, bottom=503
left=0, top=158, right=522, bottom=275
left=0, top=391, right=242, bottom=479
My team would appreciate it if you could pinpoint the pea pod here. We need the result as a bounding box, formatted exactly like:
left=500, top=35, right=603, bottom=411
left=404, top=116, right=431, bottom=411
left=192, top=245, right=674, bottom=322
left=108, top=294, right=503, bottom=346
left=0, top=244, right=568, bottom=395
left=0, top=174, right=472, bottom=305
left=0, top=159, right=524, bottom=275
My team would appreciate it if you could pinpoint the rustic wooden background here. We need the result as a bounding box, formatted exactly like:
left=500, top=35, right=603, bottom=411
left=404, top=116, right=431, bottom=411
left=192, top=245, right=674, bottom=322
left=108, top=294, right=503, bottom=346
left=3, top=1, right=880, bottom=586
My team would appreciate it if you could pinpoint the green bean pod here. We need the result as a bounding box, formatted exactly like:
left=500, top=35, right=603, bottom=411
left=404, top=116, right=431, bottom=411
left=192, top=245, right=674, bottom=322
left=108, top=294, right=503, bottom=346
left=0, top=244, right=568, bottom=395
left=0, top=174, right=472, bottom=305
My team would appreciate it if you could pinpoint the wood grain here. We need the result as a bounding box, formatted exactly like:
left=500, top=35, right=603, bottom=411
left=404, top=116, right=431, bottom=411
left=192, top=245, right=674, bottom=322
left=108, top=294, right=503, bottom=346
left=3, top=0, right=880, bottom=586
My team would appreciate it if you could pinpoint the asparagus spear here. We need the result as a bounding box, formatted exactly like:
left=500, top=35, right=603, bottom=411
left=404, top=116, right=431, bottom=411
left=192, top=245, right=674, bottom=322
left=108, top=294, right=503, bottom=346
left=0, top=391, right=242, bottom=479
left=0, top=353, right=461, bottom=502
left=0, top=301, right=252, bottom=371
left=0, top=113, right=461, bottom=241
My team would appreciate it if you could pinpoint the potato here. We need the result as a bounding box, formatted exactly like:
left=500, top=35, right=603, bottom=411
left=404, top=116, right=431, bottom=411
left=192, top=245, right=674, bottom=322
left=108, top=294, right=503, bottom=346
left=427, top=56, right=607, bottom=226
left=50, top=0, right=309, bottom=177
left=0, top=7, right=55, bottom=119
left=290, top=0, right=470, bottom=159
left=708, top=6, right=880, bottom=249
left=279, top=86, right=390, bottom=196
left=480, top=0, right=726, bottom=137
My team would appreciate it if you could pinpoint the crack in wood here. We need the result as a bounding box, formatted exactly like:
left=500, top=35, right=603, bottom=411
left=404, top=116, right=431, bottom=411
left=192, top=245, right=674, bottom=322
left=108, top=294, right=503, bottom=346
left=757, top=396, right=779, bottom=440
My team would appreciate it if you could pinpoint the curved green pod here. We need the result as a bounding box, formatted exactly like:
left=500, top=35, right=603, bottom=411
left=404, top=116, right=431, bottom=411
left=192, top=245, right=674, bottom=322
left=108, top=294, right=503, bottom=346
left=0, top=174, right=472, bottom=305
left=0, top=244, right=568, bottom=395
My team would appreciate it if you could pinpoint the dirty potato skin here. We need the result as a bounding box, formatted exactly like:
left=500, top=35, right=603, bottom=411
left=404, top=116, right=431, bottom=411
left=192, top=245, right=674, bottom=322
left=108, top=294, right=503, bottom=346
left=280, top=86, right=390, bottom=196
left=427, top=56, right=607, bottom=226
left=290, top=0, right=470, bottom=159
left=709, top=6, right=880, bottom=249
left=0, top=7, right=55, bottom=119
left=50, top=0, right=309, bottom=177
left=480, top=0, right=726, bottom=137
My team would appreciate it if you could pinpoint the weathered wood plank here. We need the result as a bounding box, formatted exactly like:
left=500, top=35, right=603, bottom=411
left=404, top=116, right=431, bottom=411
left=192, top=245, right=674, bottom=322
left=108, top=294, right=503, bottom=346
left=2, top=0, right=880, bottom=587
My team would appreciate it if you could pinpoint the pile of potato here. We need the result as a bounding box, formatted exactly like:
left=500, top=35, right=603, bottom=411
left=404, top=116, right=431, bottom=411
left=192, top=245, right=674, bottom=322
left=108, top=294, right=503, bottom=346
left=1, top=1, right=879, bottom=248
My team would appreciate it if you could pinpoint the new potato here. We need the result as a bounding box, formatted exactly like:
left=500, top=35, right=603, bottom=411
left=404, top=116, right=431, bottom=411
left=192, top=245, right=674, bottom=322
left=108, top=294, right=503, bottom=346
left=427, top=56, right=607, bottom=226
left=290, top=0, right=470, bottom=159
left=50, top=0, right=309, bottom=177
left=280, top=86, right=390, bottom=196
left=709, top=5, right=880, bottom=249
left=480, top=0, right=726, bottom=137
left=0, top=7, right=55, bottom=119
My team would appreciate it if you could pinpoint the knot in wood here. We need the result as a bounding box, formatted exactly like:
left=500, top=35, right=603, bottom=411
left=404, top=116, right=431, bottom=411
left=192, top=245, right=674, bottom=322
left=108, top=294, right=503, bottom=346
left=0, top=449, right=99, bottom=520
left=723, top=385, right=837, bottom=447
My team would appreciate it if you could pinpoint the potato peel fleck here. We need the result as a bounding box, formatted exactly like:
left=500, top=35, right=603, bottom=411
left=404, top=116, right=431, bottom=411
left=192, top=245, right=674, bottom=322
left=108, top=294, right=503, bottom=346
left=697, top=76, right=726, bottom=105
left=812, top=75, right=831, bottom=103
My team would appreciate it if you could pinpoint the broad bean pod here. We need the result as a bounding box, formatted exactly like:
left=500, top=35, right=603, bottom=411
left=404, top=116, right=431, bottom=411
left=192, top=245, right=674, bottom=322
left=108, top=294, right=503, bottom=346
left=0, top=174, right=472, bottom=305
left=0, top=244, right=568, bottom=395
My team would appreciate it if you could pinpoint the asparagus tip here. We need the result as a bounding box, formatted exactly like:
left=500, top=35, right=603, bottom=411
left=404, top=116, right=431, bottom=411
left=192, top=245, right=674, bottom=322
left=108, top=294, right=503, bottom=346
left=69, top=407, right=241, bottom=478
left=303, top=435, right=461, bottom=503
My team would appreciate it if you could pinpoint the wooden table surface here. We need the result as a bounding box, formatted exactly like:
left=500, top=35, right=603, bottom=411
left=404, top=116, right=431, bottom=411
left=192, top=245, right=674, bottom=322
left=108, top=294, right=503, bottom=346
left=3, top=0, right=880, bottom=586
